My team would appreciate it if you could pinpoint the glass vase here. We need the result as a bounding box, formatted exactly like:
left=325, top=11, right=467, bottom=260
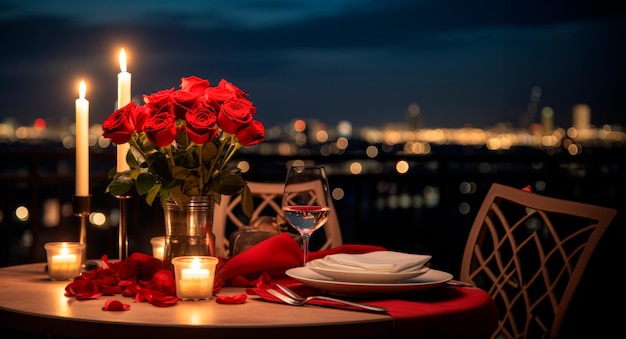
left=162, top=195, right=215, bottom=271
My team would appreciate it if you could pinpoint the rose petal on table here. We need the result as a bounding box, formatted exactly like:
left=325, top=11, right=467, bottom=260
left=101, top=285, right=123, bottom=295
left=76, top=292, right=103, bottom=300
left=102, top=300, right=130, bottom=311
left=150, top=295, right=180, bottom=307
left=216, top=294, right=247, bottom=304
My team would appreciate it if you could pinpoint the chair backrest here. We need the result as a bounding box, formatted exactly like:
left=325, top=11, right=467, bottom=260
left=459, top=183, right=616, bottom=339
left=213, top=181, right=343, bottom=258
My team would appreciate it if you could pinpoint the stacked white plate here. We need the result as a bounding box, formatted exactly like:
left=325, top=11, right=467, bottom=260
left=305, top=251, right=432, bottom=283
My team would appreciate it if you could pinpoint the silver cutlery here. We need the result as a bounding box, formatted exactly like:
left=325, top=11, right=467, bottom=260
left=446, top=280, right=475, bottom=287
left=269, top=284, right=388, bottom=313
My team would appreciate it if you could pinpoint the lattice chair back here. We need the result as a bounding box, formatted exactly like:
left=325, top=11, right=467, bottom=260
left=459, top=183, right=616, bottom=339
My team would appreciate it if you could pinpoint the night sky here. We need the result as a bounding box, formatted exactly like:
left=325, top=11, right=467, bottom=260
left=1, top=0, right=625, bottom=130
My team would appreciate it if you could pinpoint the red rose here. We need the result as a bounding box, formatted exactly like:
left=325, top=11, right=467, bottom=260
left=236, top=120, right=265, bottom=146
left=218, top=98, right=253, bottom=134
left=143, top=88, right=175, bottom=114
left=180, top=76, right=210, bottom=94
left=102, top=102, right=136, bottom=144
left=185, top=107, right=218, bottom=144
left=241, top=97, right=257, bottom=116
left=143, top=113, right=178, bottom=147
left=202, top=94, right=221, bottom=114
left=217, top=78, right=249, bottom=99
left=206, top=86, right=237, bottom=104
left=172, top=90, right=200, bottom=120
left=133, top=105, right=153, bottom=132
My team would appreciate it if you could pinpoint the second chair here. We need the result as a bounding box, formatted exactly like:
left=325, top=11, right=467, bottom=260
left=459, top=183, right=616, bottom=339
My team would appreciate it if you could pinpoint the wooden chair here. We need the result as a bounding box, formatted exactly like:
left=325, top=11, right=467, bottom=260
left=213, top=181, right=343, bottom=258
left=459, top=183, right=616, bottom=339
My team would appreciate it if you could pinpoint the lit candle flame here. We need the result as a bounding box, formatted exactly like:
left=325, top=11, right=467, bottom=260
left=78, top=80, right=86, bottom=100
left=191, top=258, right=200, bottom=270
left=119, top=48, right=127, bottom=73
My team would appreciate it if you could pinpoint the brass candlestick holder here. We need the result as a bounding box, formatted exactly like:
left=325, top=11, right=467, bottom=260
left=115, top=194, right=133, bottom=260
left=72, top=195, right=96, bottom=270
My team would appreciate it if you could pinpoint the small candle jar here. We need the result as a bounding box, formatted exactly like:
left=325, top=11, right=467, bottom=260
left=44, top=242, right=84, bottom=280
left=150, top=236, right=165, bottom=260
left=172, top=256, right=218, bottom=300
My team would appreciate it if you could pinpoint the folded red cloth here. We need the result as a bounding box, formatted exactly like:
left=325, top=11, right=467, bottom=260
left=216, top=233, right=385, bottom=285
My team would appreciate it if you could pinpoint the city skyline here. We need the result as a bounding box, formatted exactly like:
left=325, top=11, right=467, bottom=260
left=1, top=0, right=625, bottom=129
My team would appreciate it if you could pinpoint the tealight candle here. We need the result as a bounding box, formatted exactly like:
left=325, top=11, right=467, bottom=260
left=150, top=236, right=165, bottom=260
left=172, top=256, right=218, bottom=300
left=44, top=242, right=84, bottom=280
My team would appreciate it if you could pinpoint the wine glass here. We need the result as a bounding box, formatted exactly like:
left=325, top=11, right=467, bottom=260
left=282, top=165, right=331, bottom=265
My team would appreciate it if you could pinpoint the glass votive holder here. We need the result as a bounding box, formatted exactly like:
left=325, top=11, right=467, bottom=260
left=150, top=236, right=165, bottom=260
left=172, top=256, right=219, bottom=300
left=44, top=242, right=84, bottom=281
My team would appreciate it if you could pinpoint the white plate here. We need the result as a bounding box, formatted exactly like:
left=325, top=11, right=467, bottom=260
left=306, top=262, right=430, bottom=283
left=286, top=267, right=453, bottom=297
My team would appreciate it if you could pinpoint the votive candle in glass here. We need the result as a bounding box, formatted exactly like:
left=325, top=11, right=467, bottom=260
left=44, top=242, right=84, bottom=280
left=172, top=256, right=218, bottom=300
left=150, top=236, right=165, bottom=260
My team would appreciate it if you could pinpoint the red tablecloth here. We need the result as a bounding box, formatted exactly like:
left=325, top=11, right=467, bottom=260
left=250, top=280, right=498, bottom=339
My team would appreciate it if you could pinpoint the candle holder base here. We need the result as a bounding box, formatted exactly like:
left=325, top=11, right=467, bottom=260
left=116, top=194, right=133, bottom=261
left=72, top=195, right=92, bottom=267
left=81, top=261, right=100, bottom=271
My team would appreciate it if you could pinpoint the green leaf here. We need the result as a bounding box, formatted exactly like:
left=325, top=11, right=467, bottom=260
left=148, top=152, right=170, bottom=179
left=212, top=192, right=222, bottom=206
left=107, top=177, right=133, bottom=196
left=240, top=184, right=254, bottom=218
left=168, top=186, right=191, bottom=208
left=129, top=168, right=142, bottom=181
left=180, top=148, right=197, bottom=168
left=145, top=183, right=161, bottom=206
left=107, top=166, right=117, bottom=179
left=175, top=123, right=190, bottom=148
left=125, top=146, right=138, bottom=168
left=185, top=186, right=202, bottom=196
left=211, top=172, right=246, bottom=195
left=162, top=178, right=181, bottom=190
left=171, top=165, right=192, bottom=180
left=183, top=175, right=201, bottom=194
left=201, top=142, right=218, bottom=162
left=135, top=173, right=157, bottom=196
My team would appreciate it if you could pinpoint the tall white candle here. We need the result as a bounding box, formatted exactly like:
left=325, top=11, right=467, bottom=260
left=117, top=48, right=131, bottom=172
left=75, top=80, right=89, bottom=196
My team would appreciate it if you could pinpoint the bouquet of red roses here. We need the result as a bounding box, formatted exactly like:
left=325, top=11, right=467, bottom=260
left=101, top=76, right=264, bottom=210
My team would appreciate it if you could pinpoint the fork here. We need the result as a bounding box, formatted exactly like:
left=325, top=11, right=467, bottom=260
left=270, top=284, right=387, bottom=313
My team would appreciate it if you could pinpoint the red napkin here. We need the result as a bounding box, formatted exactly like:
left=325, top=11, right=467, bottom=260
left=215, top=233, right=385, bottom=286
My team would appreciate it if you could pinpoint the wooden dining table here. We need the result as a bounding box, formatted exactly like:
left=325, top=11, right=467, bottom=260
left=0, top=262, right=498, bottom=339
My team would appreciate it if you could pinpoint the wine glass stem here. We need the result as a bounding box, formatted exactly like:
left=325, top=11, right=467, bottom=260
left=302, top=233, right=311, bottom=265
